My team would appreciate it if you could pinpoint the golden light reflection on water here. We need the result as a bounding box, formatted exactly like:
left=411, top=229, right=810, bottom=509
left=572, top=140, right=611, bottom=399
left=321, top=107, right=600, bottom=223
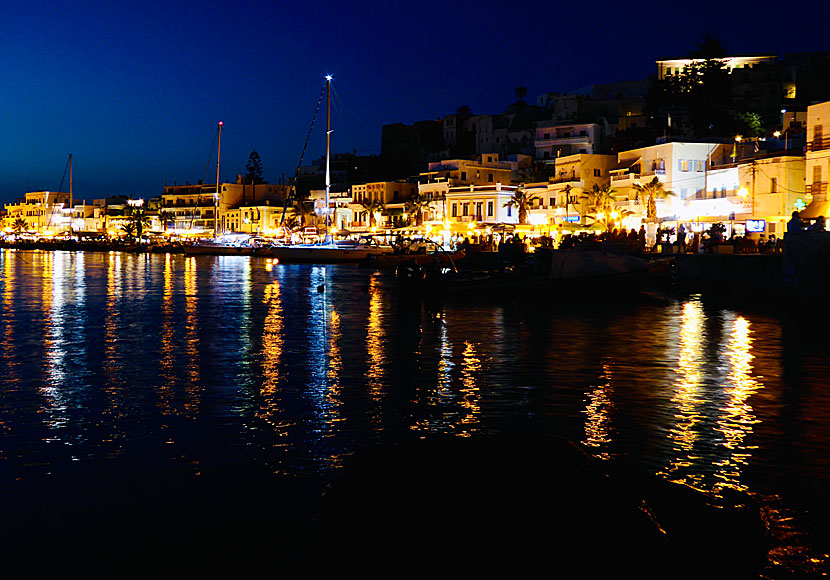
left=183, top=256, right=201, bottom=415
left=365, top=274, right=385, bottom=402
left=661, top=300, right=706, bottom=486
left=583, top=361, right=614, bottom=459
left=411, top=319, right=482, bottom=436
left=102, top=252, right=126, bottom=455
left=0, top=252, right=17, bottom=442
left=257, top=276, right=287, bottom=435
left=158, top=253, right=176, bottom=416
left=713, top=315, right=762, bottom=493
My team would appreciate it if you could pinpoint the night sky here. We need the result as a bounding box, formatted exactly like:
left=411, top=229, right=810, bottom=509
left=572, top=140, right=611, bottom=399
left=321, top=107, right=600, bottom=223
left=1, top=0, right=827, bottom=204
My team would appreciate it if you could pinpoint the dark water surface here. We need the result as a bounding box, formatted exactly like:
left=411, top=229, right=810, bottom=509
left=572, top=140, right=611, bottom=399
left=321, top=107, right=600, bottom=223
left=1, top=249, right=829, bottom=575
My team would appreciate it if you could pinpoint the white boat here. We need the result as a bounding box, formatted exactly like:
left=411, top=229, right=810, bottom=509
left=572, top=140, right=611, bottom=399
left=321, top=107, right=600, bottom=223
left=263, top=237, right=393, bottom=263
left=182, top=233, right=258, bottom=256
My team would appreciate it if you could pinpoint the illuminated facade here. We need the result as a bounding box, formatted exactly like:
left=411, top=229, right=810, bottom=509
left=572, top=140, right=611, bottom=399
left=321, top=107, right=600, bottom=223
left=802, top=100, right=830, bottom=219
left=656, top=55, right=776, bottom=80
left=2, top=191, right=72, bottom=234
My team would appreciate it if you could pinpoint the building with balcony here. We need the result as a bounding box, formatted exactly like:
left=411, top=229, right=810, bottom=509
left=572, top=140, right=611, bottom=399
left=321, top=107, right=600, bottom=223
left=684, top=153, right=806, bottom=237
left=535, top=123, right=606, bottom=159
left=2, top=191, right=73, bottom=234
left=802, top=100, right=830, bottom=220
left=425, top=154, right=513, bottom=187
left=161, top=180, right=287, bottom=234
left=445, top=183, right=520, bottom=230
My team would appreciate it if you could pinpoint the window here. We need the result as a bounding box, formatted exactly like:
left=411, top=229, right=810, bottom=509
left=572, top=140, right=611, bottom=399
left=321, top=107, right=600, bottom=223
left=680, top=160, right=691, bottom=172
left=476, top=203, right=483, bottom=220
left=488, top=173, right=494, bottom=183
left=544, top=133, right=550, bottom=139
left=461, top=171, right=467, bottom=181
left=507, top=206, right=512, bottom=217
left=695, top=161, right=704, bottom=172
left=462, top=203, right=469, bottom=216
left=487, top=201, right=494, bottom=216
left=593, top=168, right=601, bottom=177
left=771, top=177, right=777, bottom=193
left=452, top=203, right=457, bottom=217
left=549, top=197, right=555, bottom=207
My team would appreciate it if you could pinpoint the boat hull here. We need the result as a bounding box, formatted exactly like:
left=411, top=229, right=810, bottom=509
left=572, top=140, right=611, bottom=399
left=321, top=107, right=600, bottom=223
left=261, top=245, right=394, bottom=263
left=182, top=245, right=254, bottom=256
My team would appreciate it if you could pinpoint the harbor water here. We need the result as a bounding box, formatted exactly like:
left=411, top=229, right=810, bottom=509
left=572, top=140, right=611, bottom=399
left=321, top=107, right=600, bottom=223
left=0, top=249, right=828, bottom=576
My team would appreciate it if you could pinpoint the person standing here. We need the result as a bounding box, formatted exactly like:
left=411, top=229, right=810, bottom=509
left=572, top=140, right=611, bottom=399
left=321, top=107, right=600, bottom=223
left=787, top=211, right=804, bottom=233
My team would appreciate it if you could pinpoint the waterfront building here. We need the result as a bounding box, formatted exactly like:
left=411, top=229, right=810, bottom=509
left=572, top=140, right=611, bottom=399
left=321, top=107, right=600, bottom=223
left=2, top=191, right=72, bottom=234
left=609, top=141, right=728, bottom=230
left=349, top=180, right=418, bottom=230
left=161, top=179, right=287, bottom=235
left=801, top=100, right=830, bottom=221
left=524, top=154, right=617, bottom=228
left=684, top=153, right=806, bottom=237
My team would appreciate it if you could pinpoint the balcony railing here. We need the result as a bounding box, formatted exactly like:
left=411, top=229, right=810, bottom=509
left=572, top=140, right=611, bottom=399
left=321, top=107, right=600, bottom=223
left=611, top=173, right=640, bottom=182
left=807, top=137, right=830, bottom=152
left=807, top=182, right=827, bottom=197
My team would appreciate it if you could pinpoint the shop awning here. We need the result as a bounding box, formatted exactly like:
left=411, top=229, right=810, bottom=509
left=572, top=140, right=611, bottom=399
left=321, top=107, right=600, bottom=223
left=799, top=200, right=830, bottom=220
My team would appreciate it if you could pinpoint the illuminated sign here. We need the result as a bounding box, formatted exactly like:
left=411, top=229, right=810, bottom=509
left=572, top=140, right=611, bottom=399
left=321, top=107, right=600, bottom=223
left=794, top=198, right=806, bottom=210
left=565, top=215, right=580, bottom=223
left=746, top=219, right=766, bottom=233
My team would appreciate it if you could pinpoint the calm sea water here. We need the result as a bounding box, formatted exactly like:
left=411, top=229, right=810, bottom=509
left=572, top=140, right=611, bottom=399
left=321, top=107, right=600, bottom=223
left=1, top=249, right=829, bottom=575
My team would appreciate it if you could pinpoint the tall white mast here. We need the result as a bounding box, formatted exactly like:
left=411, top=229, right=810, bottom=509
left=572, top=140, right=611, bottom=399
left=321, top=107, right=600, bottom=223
left=214, top=121, right=223, bottom=237
left=69, top=153, right=73, bottom=232
left=325, top=75, right=332, bottom=242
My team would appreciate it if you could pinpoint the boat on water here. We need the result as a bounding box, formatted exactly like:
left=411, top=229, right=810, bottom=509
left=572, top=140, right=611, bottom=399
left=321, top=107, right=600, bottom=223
left=181, top=233, right=261, bottom=256
left=260, top=237, right=394, bottom=263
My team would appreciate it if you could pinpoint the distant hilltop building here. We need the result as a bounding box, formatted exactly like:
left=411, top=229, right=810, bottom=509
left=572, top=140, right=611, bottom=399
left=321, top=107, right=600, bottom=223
left=656, top=55, right=777, bottom=79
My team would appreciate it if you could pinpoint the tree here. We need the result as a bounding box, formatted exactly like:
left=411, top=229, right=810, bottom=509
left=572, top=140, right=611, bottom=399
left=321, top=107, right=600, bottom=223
left=632, top=177, right=675, bottom=222
left=456, top=105, right=472, bottom=116
left=515, top=86, right=527, bottom=102
left=503, top=187, right=539, bottom=225
left=360, top=198, right=386, bottom=229
left=244, top=150, right=266, bottom=184
left=11, top=218, right=27, bottom=239
left=157, top=209, right=175, bottom=231
left=120, top=221, right=137, bottom=239
left=589, top=184, right=629, bottom=231
left=404, top=194, right=433, bottom=227
left=126, top=207, right=151, bottom=239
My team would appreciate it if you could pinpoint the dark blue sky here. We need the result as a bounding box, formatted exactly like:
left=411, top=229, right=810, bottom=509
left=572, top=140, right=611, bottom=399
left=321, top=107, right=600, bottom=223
left=1, top=0, right=827, bottom=204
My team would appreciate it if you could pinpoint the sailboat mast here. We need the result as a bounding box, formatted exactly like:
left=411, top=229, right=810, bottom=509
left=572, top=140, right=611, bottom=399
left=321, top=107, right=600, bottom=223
left=325, top=75, right=332, bottom=240
left=69, top=153, right=73, bottom=232
left=215, top=121, right=223, bottom=237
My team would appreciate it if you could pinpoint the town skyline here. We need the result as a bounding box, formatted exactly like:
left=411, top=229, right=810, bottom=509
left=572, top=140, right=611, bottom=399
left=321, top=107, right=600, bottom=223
left=2, top=0, right=829, bottom=204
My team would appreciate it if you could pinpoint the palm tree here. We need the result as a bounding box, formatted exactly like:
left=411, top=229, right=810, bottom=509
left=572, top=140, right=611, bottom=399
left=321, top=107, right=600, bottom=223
left=360, top=198, right=386, bottom=228
left=157, top=209, right=175, bottom=231
left=126, top=207, right=151, bottom=239
left=588, top=184, right=631, bottom=231
left=503, top=187, right=539, bottom=225
left=632, top=177, right=675, bottom=222
left=120, top=221, right=137, bottom=239
left=289, top=200, right=315, bottom=230
left=404, top=194, right=433, bottom=227
left=12, top=218, right=28, bottom=239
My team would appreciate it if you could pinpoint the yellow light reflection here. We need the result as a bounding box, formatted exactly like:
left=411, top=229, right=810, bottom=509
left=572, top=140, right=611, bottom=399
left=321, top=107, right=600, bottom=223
left=157, top=253, right=177, bottom=417
left=365, top=273, right=386, bottom=402
left=713, top=316, right=763, bottom=492
left=583, top=361, right=614, bottom=459
left=257, top=276, right=287, bottom=434
left=661, top=300, right=706, bottom=486
left=183, top=256, right=201, bottom=416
